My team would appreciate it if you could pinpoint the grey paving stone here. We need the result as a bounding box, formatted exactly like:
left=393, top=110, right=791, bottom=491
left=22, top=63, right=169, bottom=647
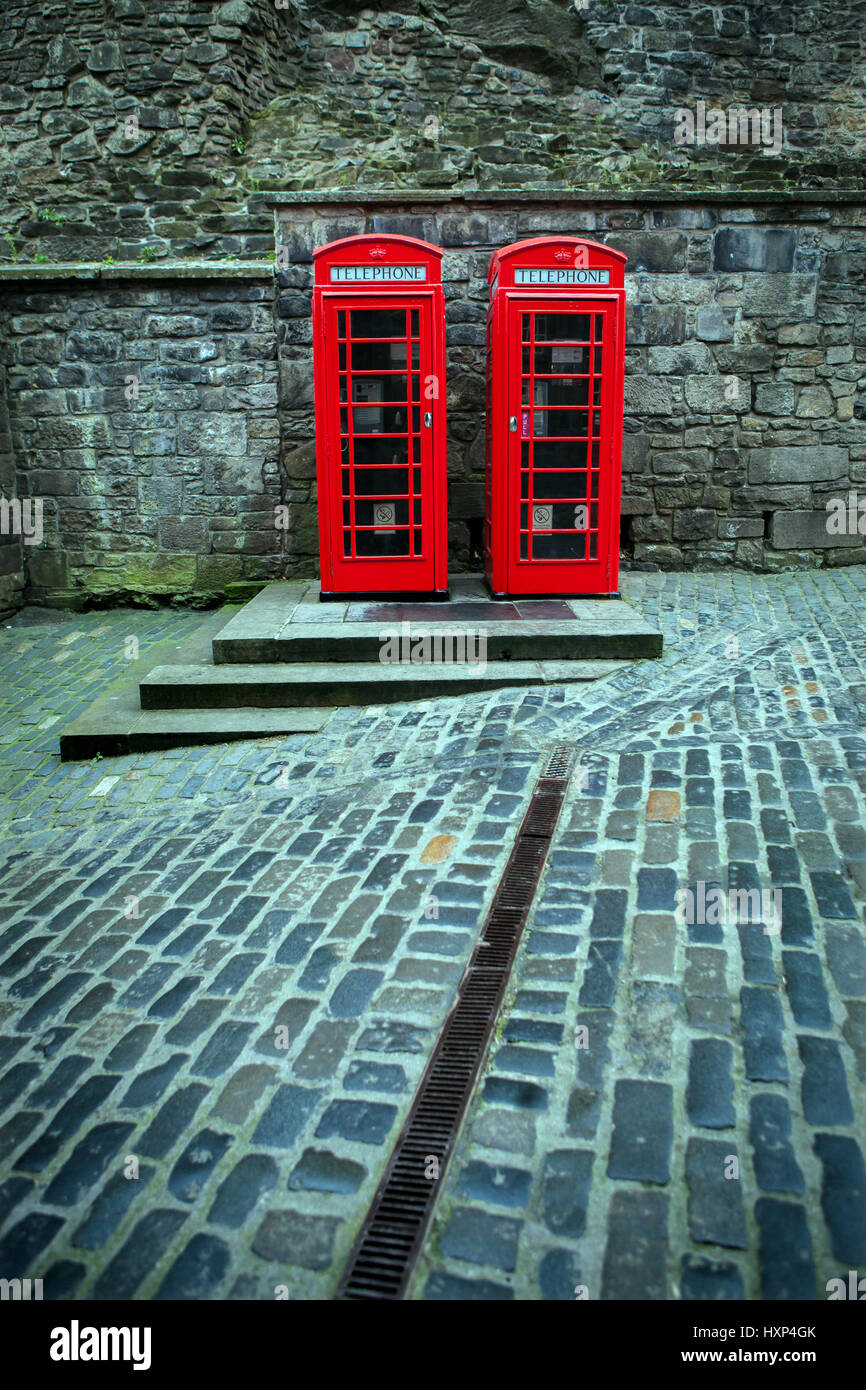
left=809, top=870, right=857, bottom=919
left=43, top=1260, right=87, bottom=1301
left=538, top=1248, right=583, bottom=1301
left=601, top=1190, right=669, bottom=1300
left=626, top=981, right=678, bottom=1076
left=294, top=1022, right=356, bottom=1081
left=315, top=1099, right=397, bottom=1146
left=211, top=1064, right=275, bottom=1125
left=251, top=1210, right=341, bottom=1269
left=440, top=1206, right=523, bottom=1272
left=797, top=1035, right=854, bottom=1125
left=15, top=1074, right=121, bottom=1173
left=251, top=1085, right=322, bottom=1150
left=636, top=867, right=678, bottom=911
left=92, top=1210, right=188, bottom=1300
left=72, top=1167, right=156, bottom=1251
left=607, top=1079, right=673, bottom=1184
left=473, top=1107, right=537, bottom=1154
left=494, top=1045, right=556, bottom=1078
left=482, top=1078, right=548, bottom=1111
left=165, top=1000, right=227, bottom=1046
left=168, top=1128, right=233, bottom=1204
left=782, top=950, right=832, bottom=1028
left=737, top=923, right=776, bottom=986
left=356, top=1020, right=430, bottom=1053
left=749, top=1095, right=805, bottom=1195
left=824, top=926, right=866, bottom=997
left=207, top=1154, right=279, bottom=1229
left=589, top=889, right=627, bottom=937
left=122, top=1054, right=187, bottom=1107
left=686, top=1039, right=736, bottom=1128
left=578, top=939, right=622, bottom=1006
left=0, top=1211, right=65, bottom=1278
left=0, top=1176, right=35, bottom=1229
left=457, top=1160, right=532, bottom=1210
left=755, top=1198, right=817, bottom=1301
left=138, top=1084, right=209, bottom=1159
left=680, top=1254, right=745, bottom=1301
left=740, top=987, right=788, bottom=1082
left=813, top=1133, right=866, bottom=1265
left=842, top=1001, right=866, bottom=1081
left=288, top=1149, right=367, bottom=1194
left=43, top=1122, right=135, bottom=1206
left=541, top=1150, right=593, bottom=1238
left=686, top=1138, right=748, bottom=1249
left=155, top=1233, right=231, bottom=1299
left=328, top=968, right=384, bottom=1017
left=423, top=1271, right=514, bottom=1300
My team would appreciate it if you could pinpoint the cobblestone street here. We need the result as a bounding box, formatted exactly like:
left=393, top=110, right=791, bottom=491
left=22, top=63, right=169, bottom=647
left=1, top=566, right=865, bottom=1300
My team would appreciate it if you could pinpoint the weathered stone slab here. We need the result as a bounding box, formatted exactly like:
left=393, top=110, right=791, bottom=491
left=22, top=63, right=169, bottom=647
left=748, top=446, right=848, bottom=485
left=770, top=510, right=861, bottom=550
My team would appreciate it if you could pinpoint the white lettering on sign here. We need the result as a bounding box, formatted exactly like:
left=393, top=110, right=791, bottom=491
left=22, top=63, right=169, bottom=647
left=515, top=267, right=611, bottom=285
left=330, top=264, right=427, bottom=281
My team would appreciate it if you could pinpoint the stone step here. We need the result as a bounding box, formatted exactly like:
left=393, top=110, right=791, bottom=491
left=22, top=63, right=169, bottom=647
left=211, top=579, right=663, bottom=664
left=140, top=658, right=631, bottom=710
left=213, top=619, right=660, bottom=664
left=60, top=700, right=328, bottom=759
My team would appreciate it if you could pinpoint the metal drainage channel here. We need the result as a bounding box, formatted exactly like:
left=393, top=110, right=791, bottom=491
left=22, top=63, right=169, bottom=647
left=335, top=745, right=576, bottom=1300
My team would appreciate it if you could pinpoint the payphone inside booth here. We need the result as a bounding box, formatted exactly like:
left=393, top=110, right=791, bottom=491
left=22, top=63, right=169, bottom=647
left=312, top=233, right=448, bottom=599
left=484, top=237, right=627, bottom=598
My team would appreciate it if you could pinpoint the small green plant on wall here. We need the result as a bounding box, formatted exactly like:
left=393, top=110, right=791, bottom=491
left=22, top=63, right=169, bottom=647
left=137, top=245, right=161, bottom=263
left=39, top=208, right=66, bottom=224
left=231, top=135, right=246, bottom=155
left=4, top=234, right=19, bottom=263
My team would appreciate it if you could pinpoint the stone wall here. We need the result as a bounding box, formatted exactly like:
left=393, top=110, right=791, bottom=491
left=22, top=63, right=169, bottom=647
left=1, top=3, right=865, bottom=606
left=0, top=0, right=293, bottom=265
left=277, top=196, right=866, bottom=575
left=0, top=361, right=24, bottom=614
left=1, top=2, right=863, bottom=271
left=0, top=269, right=280, bottom=607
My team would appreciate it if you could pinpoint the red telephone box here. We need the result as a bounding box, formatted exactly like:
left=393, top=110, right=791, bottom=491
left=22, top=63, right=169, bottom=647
left=312, top=233, right=448, bottom=598
left=484, top=237, right=627, bottom=598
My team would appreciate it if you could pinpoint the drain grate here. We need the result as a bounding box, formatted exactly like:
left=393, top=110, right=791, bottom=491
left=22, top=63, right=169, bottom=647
left=335, top=745, right=575, bottom=1300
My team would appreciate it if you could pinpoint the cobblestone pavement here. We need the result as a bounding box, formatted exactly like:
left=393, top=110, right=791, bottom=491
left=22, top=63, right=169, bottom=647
left=0, top=566, right=865, bottom=1300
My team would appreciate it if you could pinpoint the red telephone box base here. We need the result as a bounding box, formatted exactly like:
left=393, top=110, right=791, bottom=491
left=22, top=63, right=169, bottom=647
left=320, top=589, right=450, bottom=603
left=485, top=581, right=623, bottom=602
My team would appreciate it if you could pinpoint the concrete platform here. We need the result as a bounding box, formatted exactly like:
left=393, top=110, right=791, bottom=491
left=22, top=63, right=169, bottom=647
left=58, top=574, right=662, bottom=755
left=212, top=577, right=663, bottom=664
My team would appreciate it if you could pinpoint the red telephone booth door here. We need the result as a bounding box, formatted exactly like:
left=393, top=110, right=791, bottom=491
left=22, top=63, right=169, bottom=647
left=507, top=298, right=617, bottom=594
left=320, top=297, right=436, bottom=594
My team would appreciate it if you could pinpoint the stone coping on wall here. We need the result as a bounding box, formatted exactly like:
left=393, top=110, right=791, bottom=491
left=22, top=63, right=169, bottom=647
left=0, top=262, right=275, bottom=284
left=261, top=188, right=866, bottom=207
